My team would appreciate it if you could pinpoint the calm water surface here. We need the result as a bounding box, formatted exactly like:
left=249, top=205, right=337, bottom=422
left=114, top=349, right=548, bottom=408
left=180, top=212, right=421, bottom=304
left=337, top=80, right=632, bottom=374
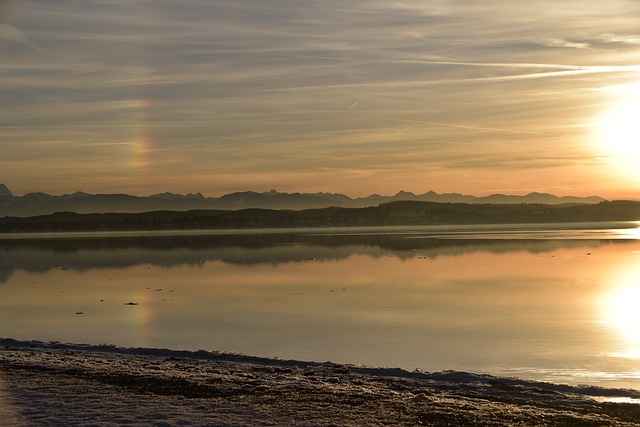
left=1, top=222, right=640, bottom=389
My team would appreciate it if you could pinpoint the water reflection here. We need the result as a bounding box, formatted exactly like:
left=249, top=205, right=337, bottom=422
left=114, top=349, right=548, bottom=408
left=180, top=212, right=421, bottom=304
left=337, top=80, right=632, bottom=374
left=1, top=224, right=640, bottom=389
left=0, top=225, right=635, bottom=284
left=611, top=221, right=640, bottom=239
left=600, top=256, right=640, bottom=359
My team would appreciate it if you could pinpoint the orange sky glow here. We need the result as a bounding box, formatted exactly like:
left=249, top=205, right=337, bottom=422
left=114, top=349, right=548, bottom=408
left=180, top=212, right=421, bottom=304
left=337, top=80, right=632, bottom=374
left=1, top=1, right=639, bottom=200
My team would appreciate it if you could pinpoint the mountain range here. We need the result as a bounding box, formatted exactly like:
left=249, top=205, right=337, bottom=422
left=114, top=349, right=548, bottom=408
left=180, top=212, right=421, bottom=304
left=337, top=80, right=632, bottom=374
left=0, top=183, right=606, bottom=217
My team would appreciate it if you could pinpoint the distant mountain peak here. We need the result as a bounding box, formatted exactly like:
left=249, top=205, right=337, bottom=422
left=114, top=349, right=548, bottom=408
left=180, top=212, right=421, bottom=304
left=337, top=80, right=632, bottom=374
left=0, top=183, right=12, bottom=197
left=23, top=192, right=54, bottom=201
left=395, top=190, right=416, bottom=197
left=185, top=192, right=205, bottom=199
left=61, top=191, right=91, bottom=199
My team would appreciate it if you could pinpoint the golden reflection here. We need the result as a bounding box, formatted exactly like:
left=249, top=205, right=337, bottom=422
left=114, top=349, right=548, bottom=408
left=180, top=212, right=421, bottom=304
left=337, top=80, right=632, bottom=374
left=600, top=263, right=640, bottom=359
left=593, top=83, right=640, bottom=176
left=614, top=222, right=640, bottom=239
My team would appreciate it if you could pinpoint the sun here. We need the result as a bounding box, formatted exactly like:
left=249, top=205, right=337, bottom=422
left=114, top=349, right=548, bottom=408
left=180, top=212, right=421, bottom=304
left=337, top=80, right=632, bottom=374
left=593, top=85, right=640, bottom=170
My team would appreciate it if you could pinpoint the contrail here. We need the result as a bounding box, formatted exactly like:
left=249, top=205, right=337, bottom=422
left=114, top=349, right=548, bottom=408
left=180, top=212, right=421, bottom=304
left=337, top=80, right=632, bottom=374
left=383, top=118, right=548, bottom=136
left=346, top=100, right=360, bottom=111
left=389, top=59, right=590, bottom=71
left=251, top=57, right=640, bottom=93
left=269, top=51, right=640, bottom=74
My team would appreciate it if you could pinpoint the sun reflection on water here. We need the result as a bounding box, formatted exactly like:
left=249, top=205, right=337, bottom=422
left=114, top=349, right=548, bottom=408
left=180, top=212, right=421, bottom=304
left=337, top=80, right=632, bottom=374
left=600, top=260, right=640, bottom=359
left=612, top=223, right=640, bottom=239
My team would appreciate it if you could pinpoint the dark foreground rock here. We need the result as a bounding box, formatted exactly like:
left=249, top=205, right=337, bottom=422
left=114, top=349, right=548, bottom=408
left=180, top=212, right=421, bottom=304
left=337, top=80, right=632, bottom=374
left=1, top=339, right=640, bottom=426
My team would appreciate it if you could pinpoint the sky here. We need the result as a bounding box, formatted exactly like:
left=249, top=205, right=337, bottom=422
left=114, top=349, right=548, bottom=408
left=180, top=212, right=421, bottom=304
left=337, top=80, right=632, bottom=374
left=1, top=0, right=640, bottom=199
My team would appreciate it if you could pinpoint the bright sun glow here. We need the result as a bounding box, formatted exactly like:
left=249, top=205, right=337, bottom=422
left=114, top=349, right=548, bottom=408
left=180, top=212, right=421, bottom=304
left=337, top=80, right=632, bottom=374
left=593, top=84, right=640, bottom=172
left=600, top=263, right=640, bottom=359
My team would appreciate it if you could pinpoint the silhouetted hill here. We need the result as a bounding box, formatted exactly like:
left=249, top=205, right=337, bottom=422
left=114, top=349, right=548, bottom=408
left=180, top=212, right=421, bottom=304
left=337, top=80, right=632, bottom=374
left=0, top=183, right=607, bottom=217
left=1, top=200, right=638, bottom=233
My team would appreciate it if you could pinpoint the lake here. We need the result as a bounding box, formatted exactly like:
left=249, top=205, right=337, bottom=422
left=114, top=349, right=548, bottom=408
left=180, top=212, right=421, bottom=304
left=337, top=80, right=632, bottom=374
left=1, top=222, right=640, bottom=389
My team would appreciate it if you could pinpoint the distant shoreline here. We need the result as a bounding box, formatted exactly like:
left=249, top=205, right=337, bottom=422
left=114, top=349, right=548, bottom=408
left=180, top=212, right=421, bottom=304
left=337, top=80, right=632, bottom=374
left=1, top=200, right=639, bottom=233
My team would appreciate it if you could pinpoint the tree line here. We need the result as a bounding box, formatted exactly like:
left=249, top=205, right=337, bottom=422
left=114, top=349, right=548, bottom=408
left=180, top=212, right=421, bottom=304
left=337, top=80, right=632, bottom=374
left=1, top=200, right=639, bottom=232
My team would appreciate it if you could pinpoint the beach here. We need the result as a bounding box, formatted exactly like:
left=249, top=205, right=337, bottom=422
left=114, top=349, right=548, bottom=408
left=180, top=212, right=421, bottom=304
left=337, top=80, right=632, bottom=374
left=1, top=339, right=640, bottom=426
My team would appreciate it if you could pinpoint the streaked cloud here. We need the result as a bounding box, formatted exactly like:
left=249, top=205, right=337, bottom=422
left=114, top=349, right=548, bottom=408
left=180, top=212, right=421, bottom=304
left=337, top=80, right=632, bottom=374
left=599, top=33, right=640, bottom=45
left=1, top=0, right=640, bottom=198
left=0, top=23, right=41, bottom=50
left=542, top=39, right=590, bottom=49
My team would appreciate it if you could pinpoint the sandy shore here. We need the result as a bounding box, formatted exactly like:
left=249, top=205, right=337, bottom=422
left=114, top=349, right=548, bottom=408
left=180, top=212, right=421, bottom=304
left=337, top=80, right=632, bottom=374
left=1, top=339, right=640, bottom=426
